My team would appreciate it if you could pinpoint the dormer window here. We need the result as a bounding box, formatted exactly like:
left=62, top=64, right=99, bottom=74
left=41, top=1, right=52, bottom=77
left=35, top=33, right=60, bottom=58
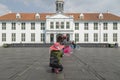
left=16, top=13, right=21, bottom=19
left=70, top=15, right=74, bottom=18
left=99, top=13, right=103, bottom=19
left=80, top=13, right=84, bottom=20
left=35, top=13, right=40, bottom=19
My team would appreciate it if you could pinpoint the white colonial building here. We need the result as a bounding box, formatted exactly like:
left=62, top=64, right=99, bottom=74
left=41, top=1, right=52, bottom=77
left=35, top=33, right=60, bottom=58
left=0, top=0, right=120, bottom=47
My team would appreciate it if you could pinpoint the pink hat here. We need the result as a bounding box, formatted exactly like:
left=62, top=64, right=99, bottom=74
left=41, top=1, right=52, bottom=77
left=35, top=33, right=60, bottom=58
left=50, top=42, right=64, bottom=50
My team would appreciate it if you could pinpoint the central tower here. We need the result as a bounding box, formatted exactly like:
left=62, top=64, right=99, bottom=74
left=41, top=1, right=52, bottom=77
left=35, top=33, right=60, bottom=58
left=56, top=0, right=64, bottom=13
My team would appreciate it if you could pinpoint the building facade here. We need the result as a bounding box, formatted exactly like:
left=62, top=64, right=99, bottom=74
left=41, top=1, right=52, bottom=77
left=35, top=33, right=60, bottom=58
left=0, top=0, right=120, bottom=46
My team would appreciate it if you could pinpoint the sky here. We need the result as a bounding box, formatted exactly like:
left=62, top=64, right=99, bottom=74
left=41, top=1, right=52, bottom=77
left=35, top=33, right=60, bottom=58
left=0, top=0, right=120, bottom=16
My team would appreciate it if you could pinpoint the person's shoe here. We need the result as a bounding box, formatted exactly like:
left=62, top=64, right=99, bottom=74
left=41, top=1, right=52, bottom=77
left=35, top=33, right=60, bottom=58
left=55, top=68, right=59, bottom=74
left=51, top=68, right=54, bottom=73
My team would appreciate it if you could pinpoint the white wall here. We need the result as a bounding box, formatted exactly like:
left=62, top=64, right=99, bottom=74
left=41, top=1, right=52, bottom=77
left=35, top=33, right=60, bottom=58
left=0, top=21, right=46, bottom=46
left=77, top=21, right=120, bottom=46
left=0, top=19, right=120, bottom=47
left=46, top=14, right=74, bottom=43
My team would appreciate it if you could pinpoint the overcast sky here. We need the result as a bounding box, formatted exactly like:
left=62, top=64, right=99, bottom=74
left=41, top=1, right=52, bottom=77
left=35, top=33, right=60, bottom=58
left=0, top=0, right=120, bottom=16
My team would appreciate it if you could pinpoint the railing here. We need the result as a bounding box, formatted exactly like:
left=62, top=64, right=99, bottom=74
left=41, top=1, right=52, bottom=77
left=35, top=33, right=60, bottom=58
left=77, top=43, right=118, bottom=48
left=2, top=43, right=118, bottom=48
left=5, top=43, right=53, bottom=48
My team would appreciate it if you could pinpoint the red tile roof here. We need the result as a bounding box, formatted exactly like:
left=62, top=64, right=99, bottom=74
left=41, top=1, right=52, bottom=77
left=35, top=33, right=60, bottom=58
left=66, top=13, right=120, bottom=21
left=0, top=13, right=120, bottom=21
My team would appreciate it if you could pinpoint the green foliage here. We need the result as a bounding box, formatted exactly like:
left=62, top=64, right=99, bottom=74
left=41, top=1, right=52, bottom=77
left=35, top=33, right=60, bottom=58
left=2, top=44, right=9, bottom=48
left=110, top=44, right=115, bottom=48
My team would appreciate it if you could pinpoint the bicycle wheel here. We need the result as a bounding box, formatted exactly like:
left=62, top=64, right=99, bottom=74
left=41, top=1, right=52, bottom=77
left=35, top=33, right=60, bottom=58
left=76, top=45, right=80, bottom=50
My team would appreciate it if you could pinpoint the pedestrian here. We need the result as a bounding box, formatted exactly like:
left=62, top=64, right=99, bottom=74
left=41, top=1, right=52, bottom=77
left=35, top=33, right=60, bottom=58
left=49, top=42, right=64, bottom=73
left=62, top=34, right=67, bottom=45
left=71, top=41, right=76, bottom=49
left=63, top=45, right=72, bottom=56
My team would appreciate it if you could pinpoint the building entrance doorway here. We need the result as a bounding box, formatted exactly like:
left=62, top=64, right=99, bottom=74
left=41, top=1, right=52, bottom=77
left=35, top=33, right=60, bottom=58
left=56, top=34, right=62, bottom=42
left=56, top=34, right=70, bottom=42
left=50, top=34, right=54, bottom=43
left=66, top=34, right=70, bottom=41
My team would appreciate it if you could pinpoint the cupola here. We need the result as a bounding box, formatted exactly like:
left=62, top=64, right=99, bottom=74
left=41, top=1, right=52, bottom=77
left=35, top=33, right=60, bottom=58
left=56, top=0, right=64, bottom=13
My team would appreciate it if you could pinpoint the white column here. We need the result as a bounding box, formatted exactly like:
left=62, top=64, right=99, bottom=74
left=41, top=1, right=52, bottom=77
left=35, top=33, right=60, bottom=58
left=70, top=33, right=73, bottom=41
left=54, top=33, right=56, bottom=42
left=46, top=33, right=49, bottom=43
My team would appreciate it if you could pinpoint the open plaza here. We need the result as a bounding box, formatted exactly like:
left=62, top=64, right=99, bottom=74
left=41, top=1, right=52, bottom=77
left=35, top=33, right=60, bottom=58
left=0, top=0, right=120, bottom=79
left=0, top=47, right=120, bottom=80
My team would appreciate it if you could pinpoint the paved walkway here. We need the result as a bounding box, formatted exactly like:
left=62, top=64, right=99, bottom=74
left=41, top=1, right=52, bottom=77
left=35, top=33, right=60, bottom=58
left=0, top=47, right=120, bottom=80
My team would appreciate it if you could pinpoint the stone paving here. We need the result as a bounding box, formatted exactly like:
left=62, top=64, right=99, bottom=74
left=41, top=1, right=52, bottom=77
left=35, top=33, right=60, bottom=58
left=0, top=47, right=120, bottom=80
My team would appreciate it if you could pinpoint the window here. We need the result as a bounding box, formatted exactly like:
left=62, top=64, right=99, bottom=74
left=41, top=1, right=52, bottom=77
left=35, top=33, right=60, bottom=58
left=103, top=33, right=108, bottom=42
left=2, top=33, right=6, bottom=42
left=31, top=33, right=35, bottom=42
left=84, top=33, right=89, bottom=42
left=41, top=23, right=45, bottom=30
left=75, top=33, right=79, bottom=42
left=75, top=23, right=79, bottom=30
left=21, top=33, right=25, bottom=42
left=61, top=22, right=64, bottom=29
left=66, top=34, right=70, bottom=41
left=21, top=23, right=26, bottom=30
left=113, top=23, right=117, bottom=30
left=59, top=3, right=61, bottom=7
left=103, top=23, right=108, bottom=30
left=35, top=13, right=40, bottom=19
left=94, top=33, right=98, bottom=42
left=113, top=33, right=117, bottom=42
left=99, top=13, right=103, bottom=19
left=94, top=23, right=98, bottom=30
left=50, top=34, right=54, bottom=42
left=12, top=23, right=16, bottom=30
left=12, top=33, right=16, bottom=42
left=2, top=23, right=6, bottom=30
left=56, top=22, right=59, bottom=29
left=41, top=33, right=45, bottom=42
left=31, top=23, right=35, bottom=30
left=56, top=3, right=58, bottom=11
left=84, top=23, right=88, bottom=30
left=80, top=13, right=84, bottom=20
left=66, top=22, right=70, bottom=29
left=50, top=22, right=54, bottom=29
left=16, top=13, right=21, bottom=19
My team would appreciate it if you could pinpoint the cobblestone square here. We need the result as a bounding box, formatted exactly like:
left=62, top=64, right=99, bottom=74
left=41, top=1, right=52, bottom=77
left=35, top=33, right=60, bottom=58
left=0, top=47, right=120, bottom=80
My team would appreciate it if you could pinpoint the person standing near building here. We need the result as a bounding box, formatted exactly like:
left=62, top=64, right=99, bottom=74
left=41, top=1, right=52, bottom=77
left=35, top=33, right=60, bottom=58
left=71, top=41, right=76, bottom=49
left=62, top=34, right=67, bottom=45
left=49, top=42, right=64, bottom=72
left=49, top=36, right=64, bottom=73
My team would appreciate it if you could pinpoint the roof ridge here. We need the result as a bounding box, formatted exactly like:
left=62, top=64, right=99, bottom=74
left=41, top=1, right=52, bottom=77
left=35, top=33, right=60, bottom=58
left=0, top=12, right=120, bottom=21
